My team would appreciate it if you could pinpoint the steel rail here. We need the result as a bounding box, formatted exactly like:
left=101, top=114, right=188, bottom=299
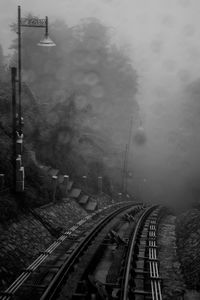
left=40, top=203, right=138, bottom=300
left=0, top=202, right=133, bottom=300
left=148, top=214, right=162, bottom=300
left=121, top=207, right=162, bottom=300
left=122, top=206, right=155, bottom=300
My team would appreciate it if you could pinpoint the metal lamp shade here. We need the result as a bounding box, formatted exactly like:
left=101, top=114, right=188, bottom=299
left=37, top=35, right=56, bottom=47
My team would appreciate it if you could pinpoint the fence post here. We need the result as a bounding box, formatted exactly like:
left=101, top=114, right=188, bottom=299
left=98, top=176, right=102, bottom=194
left=16, top=166, right=24, bottom=192
left=63, top=175, right=69, bottom=194
left=0, top=174, right=5, bottom=190
left=52, top=175, right=58, bottom=202
left=16, top=155, right=22, bottom=170
left=16, top=132, right=23, bottom=156
left=82, top=175, right=87, bottom=191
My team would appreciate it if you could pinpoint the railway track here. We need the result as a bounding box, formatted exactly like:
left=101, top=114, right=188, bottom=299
left=51, top=206, right=162, bottom=300
left=64, top=206, right=163, bottom=300
left=121, top=207, right=162, bottom=300
left=0, top=201, right=140, bottom=300
left=40, top=203, right=142, bottom=300
left=1, top=204, right=163, bottom=300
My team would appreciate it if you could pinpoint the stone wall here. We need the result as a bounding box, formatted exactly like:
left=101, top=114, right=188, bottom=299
left=0, top=198, right=87, bottom=291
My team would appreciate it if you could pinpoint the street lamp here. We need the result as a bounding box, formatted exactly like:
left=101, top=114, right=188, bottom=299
left=17, top=5, right=55, bottom=134
left=14, top=6, right=55, bottom=192
left=37, top=16, right=56, bottom=47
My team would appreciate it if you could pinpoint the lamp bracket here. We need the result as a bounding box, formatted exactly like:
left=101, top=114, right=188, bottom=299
left=20, top=17, right=46, bottom=28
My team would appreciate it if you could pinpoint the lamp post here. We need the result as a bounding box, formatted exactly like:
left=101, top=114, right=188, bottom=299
left=14, top=6, right=55, bottom=193
left=17, top=5, right=55, bottom=134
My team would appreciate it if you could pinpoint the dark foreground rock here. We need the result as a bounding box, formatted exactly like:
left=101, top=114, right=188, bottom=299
left=0, top=198, right=87, bottom=291
left=176, top=209, right=200, bottom=290
left=0, top=193, right=119, bottom=292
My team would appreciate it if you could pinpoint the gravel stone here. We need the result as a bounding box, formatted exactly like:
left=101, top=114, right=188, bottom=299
left=158, top=215, right=186, bottom=300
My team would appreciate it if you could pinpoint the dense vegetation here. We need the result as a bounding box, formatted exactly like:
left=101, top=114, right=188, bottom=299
left=0, top=18, right=139, bottom=222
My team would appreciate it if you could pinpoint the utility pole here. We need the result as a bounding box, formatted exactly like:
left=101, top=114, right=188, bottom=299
left=121, top=143, right=128, bottom=193
left=11, top=67, right=17, bottom=192
left=126, top=115, right=133, bottom=192
left=18, top=6, right=22, bottom=136
left=122, top=115, right=133, bottom=195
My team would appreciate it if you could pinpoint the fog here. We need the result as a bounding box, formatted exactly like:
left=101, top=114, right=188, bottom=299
left=1, top=0, right=200, bottom=208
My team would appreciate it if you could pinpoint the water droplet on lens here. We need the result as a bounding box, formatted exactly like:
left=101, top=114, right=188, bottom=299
left=84, top=72, right=100, bottom=86
left=75, top=95, right=88, bottom=109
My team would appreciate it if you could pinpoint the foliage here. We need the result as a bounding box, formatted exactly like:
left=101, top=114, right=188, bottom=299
left=0, top=17, right=139, bottom=222
left=9, top=18, right=139, bottom=187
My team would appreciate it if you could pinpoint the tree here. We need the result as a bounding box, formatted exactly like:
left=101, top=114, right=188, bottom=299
left=10, top=18, right=139, bottom=188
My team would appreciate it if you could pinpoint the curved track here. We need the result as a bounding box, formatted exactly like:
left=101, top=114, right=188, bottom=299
left=121, top=207, right=162, bottom=300
left=40, top=203, right=140, bottom=300
left=0, top=202, right=139, bottom=300
left=58, top=206, right=163, bottom=300
left=0, top=204, right=163, bottom=300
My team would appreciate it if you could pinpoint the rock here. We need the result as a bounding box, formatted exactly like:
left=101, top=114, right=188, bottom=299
left=0, top=198, right=87, bottom=291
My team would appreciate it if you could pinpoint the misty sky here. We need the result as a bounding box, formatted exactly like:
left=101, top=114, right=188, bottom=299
left=1, top=0, right=200, bottom=206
